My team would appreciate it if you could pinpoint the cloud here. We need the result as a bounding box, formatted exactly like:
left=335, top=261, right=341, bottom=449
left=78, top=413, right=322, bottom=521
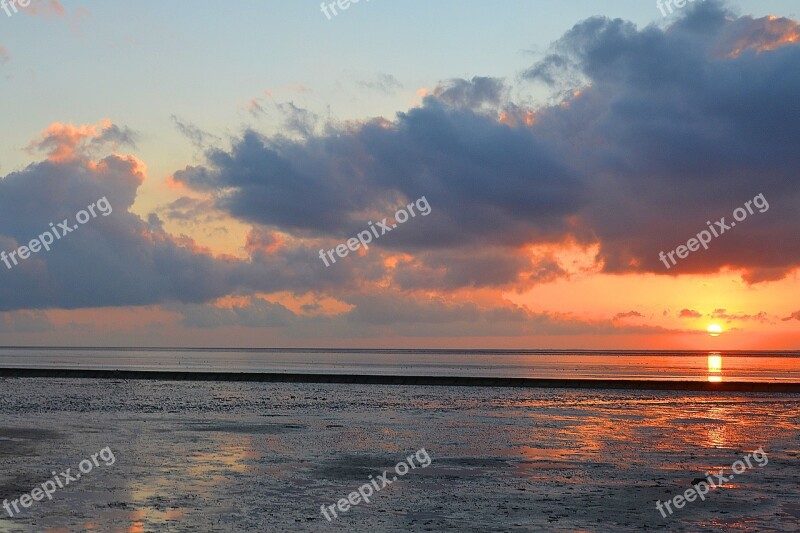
left=172, top=297, right=296, bottom=329
left=0, top=310, right=52, bottom=332
left=678, top=308, right=703, bottom=318
left=247, top=99, right=266, bottom=117
left=430, top=76, right=506, bottom=111
left=171, top=115, right=220, bottom=148
left=276, top=102, right=319, bottom=138
left=5, top=3, right=800, bottom=342
left=158, top=197, right=226, bottom=224
left=171, top=4, right=800, bottom=289
left=710, top=308, right=769, bottom=322
left=27, top=120, right=137, bottom=163
left=522, top=2, right=800, bottom=281
left=0, top=122, right=252, bottom=311
left=781, top=311, right=800, bottom=322
left=145, top=288, right=678, bottom=340
left=0, top=116, right=696, bottom=343
left=174, top=86, right=582, bottom=244
left=719, top=12, right=800, bottom=57
left=614, top=310, right=644, bottom=320
left=358, top=73, right=403, bottom=93
left=334, top=290, right=672, bottom=338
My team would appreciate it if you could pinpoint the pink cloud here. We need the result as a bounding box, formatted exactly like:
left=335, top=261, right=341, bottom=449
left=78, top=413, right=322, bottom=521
left=27, top=120, right=137, bottom=163
left=21, top=0, right=65, bottom=17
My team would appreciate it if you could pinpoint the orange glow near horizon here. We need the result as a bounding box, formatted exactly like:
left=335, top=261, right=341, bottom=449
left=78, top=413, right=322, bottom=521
left=504, top=266, right=800, bottom=350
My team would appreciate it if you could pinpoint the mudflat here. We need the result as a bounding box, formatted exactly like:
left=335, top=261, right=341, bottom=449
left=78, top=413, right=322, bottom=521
left=0, top=378, right=798, bottom=532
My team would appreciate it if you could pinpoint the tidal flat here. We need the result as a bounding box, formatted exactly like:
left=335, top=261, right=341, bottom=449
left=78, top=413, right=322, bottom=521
left=0, top=378, right=798, bottom=532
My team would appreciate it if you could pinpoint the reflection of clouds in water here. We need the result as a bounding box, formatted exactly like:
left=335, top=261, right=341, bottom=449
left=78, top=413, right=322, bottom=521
left=8, top=379, right=800, bottom=531
left=125, top=429, right=260, bottom=530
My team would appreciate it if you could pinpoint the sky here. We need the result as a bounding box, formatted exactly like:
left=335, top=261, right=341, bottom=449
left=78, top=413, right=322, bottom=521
left=0, top=0, right=799, bottom=349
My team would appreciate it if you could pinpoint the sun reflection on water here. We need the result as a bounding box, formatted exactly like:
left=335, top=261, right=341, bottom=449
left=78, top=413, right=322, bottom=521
left=708, top=353, right=722, bottom=382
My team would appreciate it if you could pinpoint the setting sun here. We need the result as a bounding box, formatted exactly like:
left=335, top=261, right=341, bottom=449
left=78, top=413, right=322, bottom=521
left=707, top=324, right=723, bottom=337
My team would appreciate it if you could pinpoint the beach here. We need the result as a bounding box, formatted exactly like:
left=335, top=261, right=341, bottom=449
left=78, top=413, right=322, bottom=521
left=1, top=377, right=798, bottom=532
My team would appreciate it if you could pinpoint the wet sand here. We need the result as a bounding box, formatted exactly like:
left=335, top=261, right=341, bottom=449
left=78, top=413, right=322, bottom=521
left=0, top=378, right=798, bottom=532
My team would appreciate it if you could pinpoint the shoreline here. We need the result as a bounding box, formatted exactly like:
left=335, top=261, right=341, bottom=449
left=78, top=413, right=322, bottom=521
left=1, top=367, right=799, bottom=393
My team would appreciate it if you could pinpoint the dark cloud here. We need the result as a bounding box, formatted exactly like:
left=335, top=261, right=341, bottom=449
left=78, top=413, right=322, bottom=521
left=0, top=126, right=251, bottom=311
left=336, top=290, right=671, bottom=338
left=429, top=76, right=506, bottom=111
left=173, top=4, right=800, bottom=288
left=172, top=93, right=583, bottom=291
left=525, top=3, right=800, bottom=280
left=781, top=311, right=800, bottom=322
left=172, top=299, right=296, bottom=329
left=614, top=311, right=644, bottom=320
left=0, top=120, right=690, bottom=341
left=679, top=309, right=703, bottom=318
left=711, top=308, right=769, bottom=322
left=157, top=289, right=676, bottom=339
left=5, top=4, right=800, bottom=324
left=0, top=145, right=386, bottom=309
left=392, top=248, right=566, bottom=291
left=95, top=124, right=138, bottom=149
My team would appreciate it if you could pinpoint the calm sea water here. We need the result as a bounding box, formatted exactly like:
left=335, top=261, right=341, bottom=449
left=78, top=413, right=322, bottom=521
left=0, top=347, right=797, bottom=382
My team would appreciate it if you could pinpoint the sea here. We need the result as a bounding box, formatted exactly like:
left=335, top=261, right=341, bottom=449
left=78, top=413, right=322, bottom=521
left=0, top=347, right=798, bottom=382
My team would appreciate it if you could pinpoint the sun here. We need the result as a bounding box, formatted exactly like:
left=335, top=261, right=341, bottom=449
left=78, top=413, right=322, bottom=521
left=707, top=324, right=722, bottom=337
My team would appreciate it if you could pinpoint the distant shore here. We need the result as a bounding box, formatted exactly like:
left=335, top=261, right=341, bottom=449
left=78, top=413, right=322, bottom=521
left=1, top=368, right=799, bottom=393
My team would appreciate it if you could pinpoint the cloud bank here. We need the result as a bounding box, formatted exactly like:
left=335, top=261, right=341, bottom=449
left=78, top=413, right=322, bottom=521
left=2, top=3, right=798, bottom=342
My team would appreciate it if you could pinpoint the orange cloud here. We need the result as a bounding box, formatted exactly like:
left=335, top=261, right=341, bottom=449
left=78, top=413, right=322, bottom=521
left=499, top=109, right=535, bottom=127
left=164, top=175, right=186, bottom=191
left=244, top=228, right=287, bottom=255
left=28, top=120, right=136, bottom=163
left=724, top=14, right=800, bottom=57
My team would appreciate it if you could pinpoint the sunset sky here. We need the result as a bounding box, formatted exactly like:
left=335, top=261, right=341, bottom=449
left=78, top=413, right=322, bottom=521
left=1, top=0, right=799, bottom=349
